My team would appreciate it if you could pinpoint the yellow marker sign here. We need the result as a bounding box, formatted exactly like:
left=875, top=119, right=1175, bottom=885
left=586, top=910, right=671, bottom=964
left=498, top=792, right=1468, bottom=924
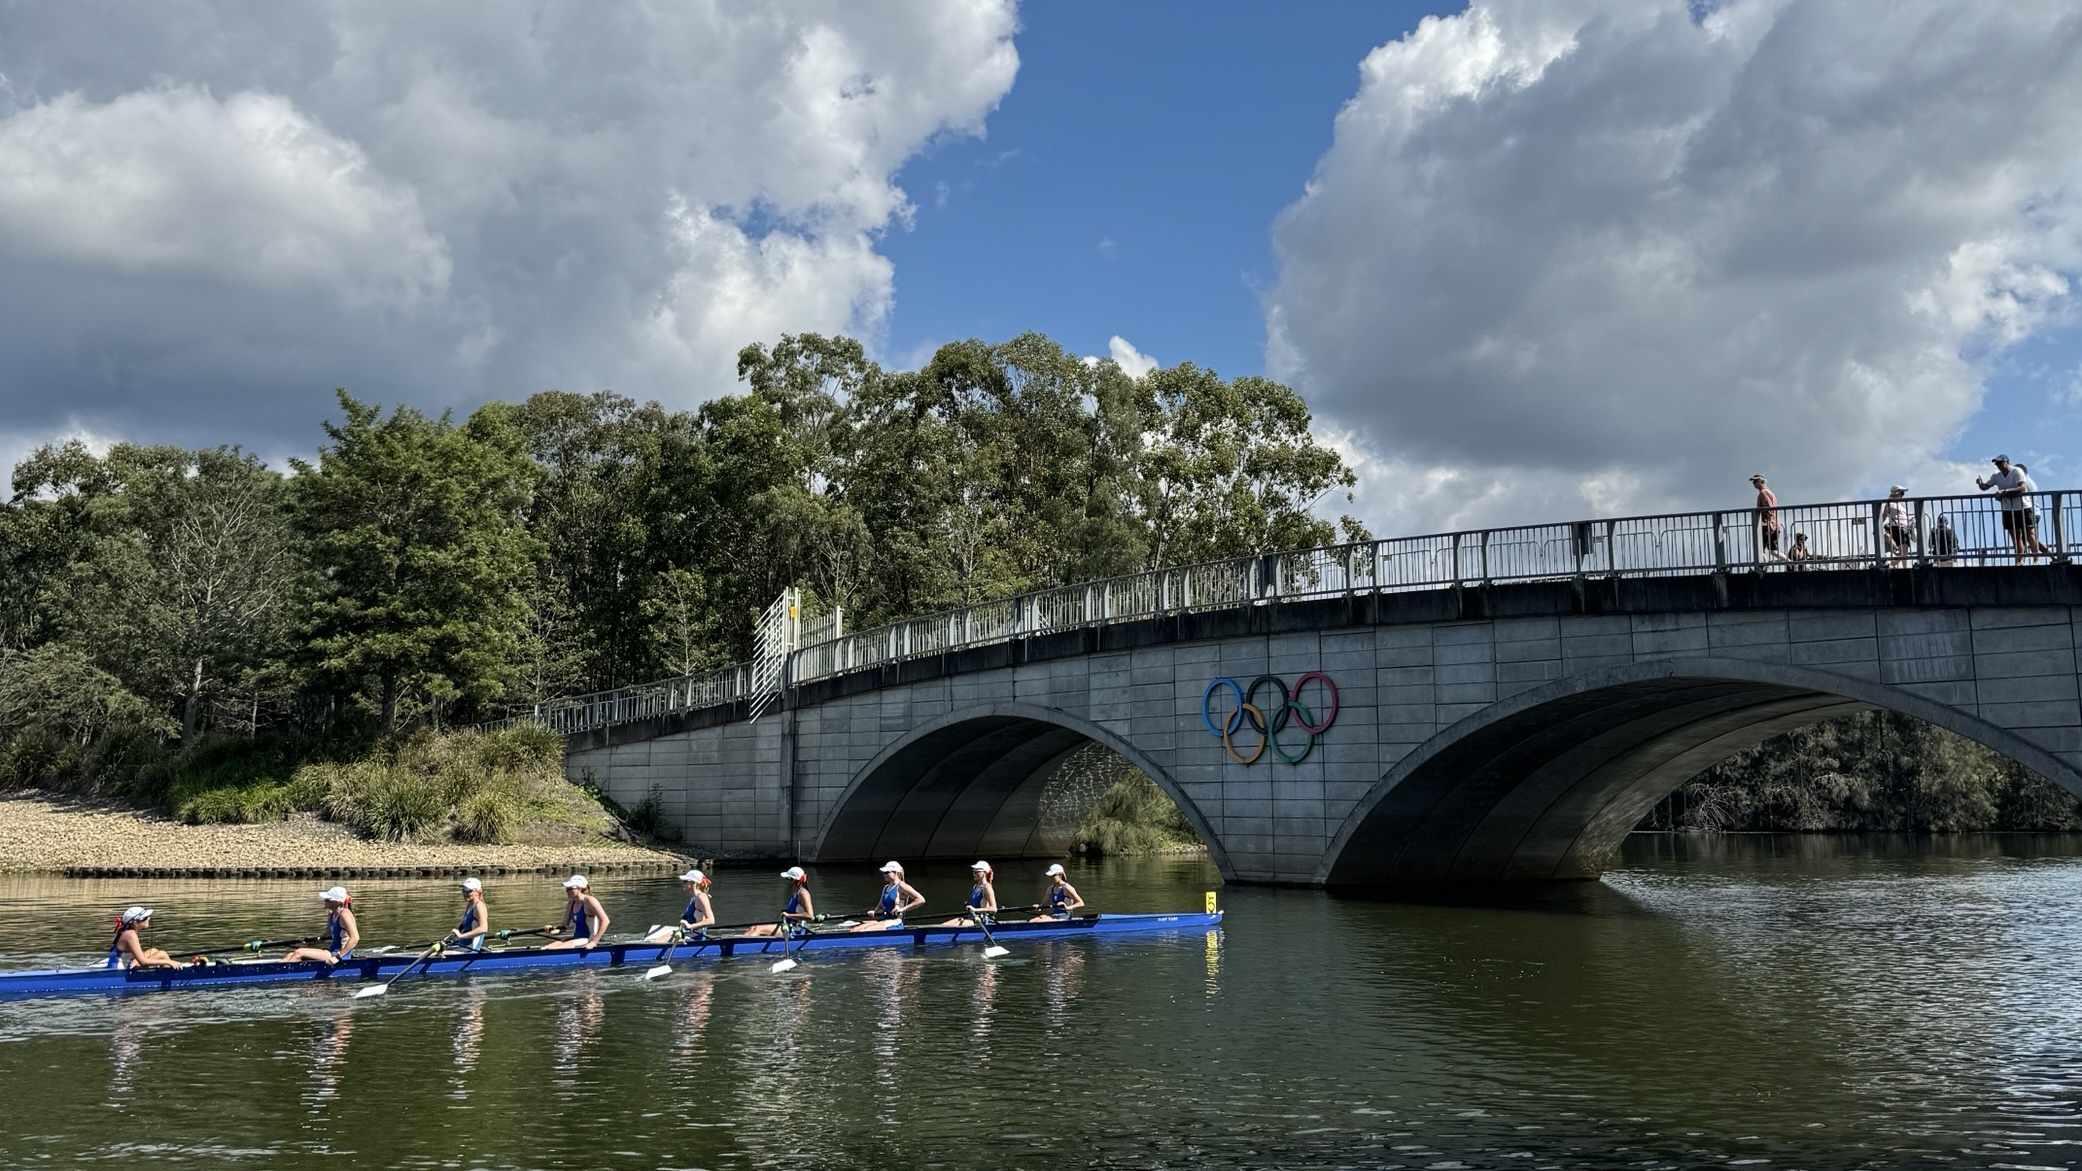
left=1204, top=890, right=1218, bottom=913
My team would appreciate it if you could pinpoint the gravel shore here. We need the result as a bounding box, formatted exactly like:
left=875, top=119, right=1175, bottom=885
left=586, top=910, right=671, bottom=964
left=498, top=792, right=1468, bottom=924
left=0, top=792, right=690, bottom=876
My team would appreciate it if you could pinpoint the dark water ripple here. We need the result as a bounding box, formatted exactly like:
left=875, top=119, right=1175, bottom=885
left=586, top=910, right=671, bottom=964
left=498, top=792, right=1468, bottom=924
left=4, top=841, right=2082, bottom=1168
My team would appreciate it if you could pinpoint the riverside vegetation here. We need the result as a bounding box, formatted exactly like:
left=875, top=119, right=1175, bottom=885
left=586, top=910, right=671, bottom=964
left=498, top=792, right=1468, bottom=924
left=0, top=332, right=1362, bottom=844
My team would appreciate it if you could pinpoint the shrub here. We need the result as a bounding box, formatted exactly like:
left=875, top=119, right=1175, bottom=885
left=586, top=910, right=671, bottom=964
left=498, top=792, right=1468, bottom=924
left=453, top=786, right=525, bottom=844
left=176, top=781, right=296, bottom=824
left=1072, top=770, right=1200, bottom=857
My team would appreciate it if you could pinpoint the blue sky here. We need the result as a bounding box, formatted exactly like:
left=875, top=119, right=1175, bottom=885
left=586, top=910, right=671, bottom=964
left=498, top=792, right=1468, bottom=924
left=881, top=2, right=1460, bottom=383
left=0, top=1, right=2075, bottom=531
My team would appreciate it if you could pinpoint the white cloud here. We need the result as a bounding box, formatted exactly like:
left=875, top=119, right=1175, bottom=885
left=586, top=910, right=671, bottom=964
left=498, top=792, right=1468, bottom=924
left=1107, top=336, right=1159, bottom=379
left=0, top=88, right=447, bottom=307
left=0, top=2, right=1019, bottom=451
left=1268, top=0, right=2082, bottom=535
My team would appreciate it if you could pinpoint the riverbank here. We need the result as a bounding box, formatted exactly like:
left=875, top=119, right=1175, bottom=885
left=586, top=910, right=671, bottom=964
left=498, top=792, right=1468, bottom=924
left=0, top=792, right=688, bottom=877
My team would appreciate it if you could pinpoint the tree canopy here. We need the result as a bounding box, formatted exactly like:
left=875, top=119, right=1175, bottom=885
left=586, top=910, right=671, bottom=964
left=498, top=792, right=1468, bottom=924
left=0, top=332, right=1364, bottom=796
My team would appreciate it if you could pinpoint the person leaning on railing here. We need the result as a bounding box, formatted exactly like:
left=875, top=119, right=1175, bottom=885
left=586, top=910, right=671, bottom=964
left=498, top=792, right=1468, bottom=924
left=1977, top=454, right=2034, bottom=564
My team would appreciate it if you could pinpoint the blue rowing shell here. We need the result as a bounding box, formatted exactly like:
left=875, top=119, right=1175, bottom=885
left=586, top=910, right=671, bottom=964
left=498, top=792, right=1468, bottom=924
left=0, top=911, right=1222, bottom=1000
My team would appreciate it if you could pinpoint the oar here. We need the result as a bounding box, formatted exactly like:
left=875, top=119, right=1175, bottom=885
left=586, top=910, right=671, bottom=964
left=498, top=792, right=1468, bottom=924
left=352, top=941, right=442, bottom=999
left=172, top=936, right=311, bottom=959
left=643, top=928, right=685, bottom=980
left=967, top=908, right=1010, bottom=959
left=769, top=919, right=812, bottom=974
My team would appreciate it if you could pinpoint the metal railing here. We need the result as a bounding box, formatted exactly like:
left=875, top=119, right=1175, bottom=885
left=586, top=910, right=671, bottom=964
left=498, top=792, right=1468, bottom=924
left=505, top=489, right=2076, bottom=736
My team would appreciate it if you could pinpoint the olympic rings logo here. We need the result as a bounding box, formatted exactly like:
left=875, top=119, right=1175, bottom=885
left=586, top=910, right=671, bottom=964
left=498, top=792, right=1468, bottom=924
left=1200, top=672, right=1339, bottom=765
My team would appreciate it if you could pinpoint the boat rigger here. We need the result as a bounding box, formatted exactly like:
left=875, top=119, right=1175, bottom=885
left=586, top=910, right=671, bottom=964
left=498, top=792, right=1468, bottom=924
left=0, top=911, right=1224, bottom=1001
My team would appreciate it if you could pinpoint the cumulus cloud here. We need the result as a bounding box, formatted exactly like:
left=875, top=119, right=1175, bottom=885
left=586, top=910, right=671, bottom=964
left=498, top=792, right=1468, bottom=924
left=1107, top=336, right=1159, bottom=379
left=0, top=1, right=1018, bottom=452
left=1268, top=0, right=2082, bottom=534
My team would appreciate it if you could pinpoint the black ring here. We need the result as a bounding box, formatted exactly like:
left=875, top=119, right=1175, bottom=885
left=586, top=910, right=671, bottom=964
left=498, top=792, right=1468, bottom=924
left=1242, top=675, right=1290, bottom=734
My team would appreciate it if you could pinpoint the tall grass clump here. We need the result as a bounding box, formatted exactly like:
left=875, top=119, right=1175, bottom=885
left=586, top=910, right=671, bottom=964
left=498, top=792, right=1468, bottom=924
left=1072, top=770, right=1201, bottom=856
left=292, top=725, right=575, bottom=844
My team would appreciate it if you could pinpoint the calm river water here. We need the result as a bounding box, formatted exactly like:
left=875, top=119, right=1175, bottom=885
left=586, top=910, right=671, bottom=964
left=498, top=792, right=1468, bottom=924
left=6, top=837, right=2082, bottom=1169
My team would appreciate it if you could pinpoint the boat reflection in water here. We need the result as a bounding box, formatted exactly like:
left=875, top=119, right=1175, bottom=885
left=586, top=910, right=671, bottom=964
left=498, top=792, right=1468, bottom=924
left=450, top=985, right=487, bottom=1099
left=550, top=987, right=606, bottom=1091
left=862, top=949, right=921, bottom=1126
left=970, top=954, right=1000, bottom=1044
left=1042, top=942, right=1085, bottom=1036
left=302, top=1009, right=353, bottom=1115
left=669, top=973, right=715, bottom=1070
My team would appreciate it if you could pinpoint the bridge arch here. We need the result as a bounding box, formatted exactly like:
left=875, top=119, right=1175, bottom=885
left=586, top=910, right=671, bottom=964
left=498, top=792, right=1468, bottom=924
left=1319, top=658, right=2082, bottom=887
left=811, top=702, right=1232, bottom=878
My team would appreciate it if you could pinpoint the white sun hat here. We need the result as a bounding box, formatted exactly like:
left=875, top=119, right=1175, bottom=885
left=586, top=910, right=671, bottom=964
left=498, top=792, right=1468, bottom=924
left=878, top=861, right=905, bottom=873
left=971, top=860, right=992, bottom=872
left=1044, top=863, right=1066, bottom=877
left=318, top=886, right=349, bottom=903
left=121, top=906, right=153, bottom=923
left=780, top=866, right=807, bottom=881
left=562, top=874, right=589, bottom=890
left=678, top=869, right=706, bottom=884
left=460, top=877, right=483, bottom=893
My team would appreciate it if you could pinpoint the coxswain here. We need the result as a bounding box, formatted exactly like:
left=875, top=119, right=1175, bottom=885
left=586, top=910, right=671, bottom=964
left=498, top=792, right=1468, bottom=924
left=543, top=875, right=608, bottom=949
left=285, top=887, right=357, bottom=965
left=443, top=877, right=490, bottom=953
left=744, top=866, right=814, bottom=936
left=645, top=869, right=715, bottom=943
left=1031, top=863, right=1084, bottom=920
left=107, top=906, right=183, bottom=970
left=851, top=861, right=925, bottom=932
left=941, top=861, right=997, bottom=926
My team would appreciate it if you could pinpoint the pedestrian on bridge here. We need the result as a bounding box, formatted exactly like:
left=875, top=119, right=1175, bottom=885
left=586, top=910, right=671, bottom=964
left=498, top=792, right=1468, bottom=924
left=1749, top=474, right=1783, bottom=562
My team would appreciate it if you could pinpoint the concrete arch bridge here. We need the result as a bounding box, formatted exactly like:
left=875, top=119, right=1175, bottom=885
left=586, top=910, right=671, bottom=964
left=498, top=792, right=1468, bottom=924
left=548, top=490, right=2082, bottom=885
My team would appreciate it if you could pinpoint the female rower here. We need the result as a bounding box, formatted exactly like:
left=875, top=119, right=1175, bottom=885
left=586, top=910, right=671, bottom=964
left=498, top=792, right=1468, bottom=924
left=645, top=869, right=715, bottom=943
left=1031, top=863, right=1084, bottom=921
left=851, top=861, right=925, bottom=932
left=744, top=866, right=814, bottom=936
left=941, top=861, right=997, bottom=926
left=443, top=877, right=490, bottom=953
left=285, top=887, right=357, bottom=965
left=107, top=906, right=184, bottom=970
left=543, top=875, right=609, bottom=949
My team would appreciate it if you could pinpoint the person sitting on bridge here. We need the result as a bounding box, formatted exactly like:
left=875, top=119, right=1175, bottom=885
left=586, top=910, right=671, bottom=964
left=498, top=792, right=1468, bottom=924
left=1929, top=514, right=1960, bottom=566
left=108, top=907, right=185, bottom=970
left=744, top=867, right=814, bottom=936
left=852, top=861, right=924, bottom=931
left=542, top=875, right=609, bottom=949
left=646, top=869, right=715, bottom=942
left=943, top=861, right=998, bottom=926
left=1031, top=863, right=1084, bottom=921
left=1786, top=531, right=1812, bottom=569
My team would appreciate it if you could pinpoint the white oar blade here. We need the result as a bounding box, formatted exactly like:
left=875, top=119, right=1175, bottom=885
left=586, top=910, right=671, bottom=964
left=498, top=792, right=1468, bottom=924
left=770, top=957, right=798, bottom=974
left=982, top=945, right=1010, bottom=959
left=352, top=984, right=388, bottom=999
left=643, top=964, right=672, bottom=980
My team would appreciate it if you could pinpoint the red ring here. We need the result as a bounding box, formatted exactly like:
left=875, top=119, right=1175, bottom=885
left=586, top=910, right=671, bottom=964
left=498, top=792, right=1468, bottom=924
left=1290, top=671, right=1339, bottom=734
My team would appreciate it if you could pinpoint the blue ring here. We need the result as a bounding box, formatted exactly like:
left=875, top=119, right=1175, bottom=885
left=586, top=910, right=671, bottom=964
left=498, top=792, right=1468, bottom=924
left=1201, top=677, right=1245, bottom=737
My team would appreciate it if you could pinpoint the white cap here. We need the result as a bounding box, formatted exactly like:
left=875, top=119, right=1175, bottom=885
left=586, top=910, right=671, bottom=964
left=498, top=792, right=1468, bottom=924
left=318, top=886, right=349, bottom=903
left=780, top=866, right=807, bottom=881
left=971, top=860, right=992, bottom=872
left=878, top=861, right=904, bottom=874
left=562, top=874, right=589, bottom=890
left=121, top=906, right=152, bottom=923
left=678, top=869, right=706, bottom=884
left=460, top=877, right=482, bottom=893
left=1044, top=864, right=1066, bottom=877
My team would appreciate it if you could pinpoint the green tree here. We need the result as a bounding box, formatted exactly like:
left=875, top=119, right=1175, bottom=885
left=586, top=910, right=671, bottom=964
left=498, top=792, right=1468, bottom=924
left=294, top=392, right=541, bottom=729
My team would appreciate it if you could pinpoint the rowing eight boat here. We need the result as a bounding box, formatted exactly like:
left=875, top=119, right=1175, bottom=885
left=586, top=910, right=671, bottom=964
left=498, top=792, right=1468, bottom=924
left=0, top=911, right=1223, bottom=1000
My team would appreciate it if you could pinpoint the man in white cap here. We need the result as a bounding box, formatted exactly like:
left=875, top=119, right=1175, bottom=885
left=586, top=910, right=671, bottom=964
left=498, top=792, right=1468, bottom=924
left=107, top=906, right=184, bottom=970
left=542, top=875, right=609, bottom=950
left=1977, top=454, right=2033, bottom=563
left=851, top=861, right=926, bottom=932
left=285, top=887, right=358, bottom=965
left=744, top=867, right=815, bottom=936
left=645, top=869, right=715, bottom=943
left=443, top=877, right=490, bottom=953
left=1030, top=863, right=1085, bottom=921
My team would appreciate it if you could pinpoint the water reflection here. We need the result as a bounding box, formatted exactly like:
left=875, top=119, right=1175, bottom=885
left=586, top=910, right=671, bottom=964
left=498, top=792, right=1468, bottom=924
left=969, top=956, right=1000, bottom=1046
left=302, top=1009, right=353, bottom=1114
left=448, top=984, right=486, bottom=1099
left=670, top=972, right=716, bottom=1070
left=550, top=987, right=605, bottom=1090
